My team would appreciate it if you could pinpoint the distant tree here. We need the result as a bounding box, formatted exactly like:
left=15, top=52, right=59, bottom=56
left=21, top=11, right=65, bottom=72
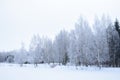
left=0, top=52, right=6, bottom=62
left=6, top=55, right=14, bottom=63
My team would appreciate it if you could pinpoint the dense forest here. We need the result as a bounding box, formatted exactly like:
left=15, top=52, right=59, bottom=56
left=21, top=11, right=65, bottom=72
left=0, top=16, right=120, bottom=67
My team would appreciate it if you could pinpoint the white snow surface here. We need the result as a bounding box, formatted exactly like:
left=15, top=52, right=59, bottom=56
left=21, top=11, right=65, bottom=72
left=0, top=63, right=120, bottom=80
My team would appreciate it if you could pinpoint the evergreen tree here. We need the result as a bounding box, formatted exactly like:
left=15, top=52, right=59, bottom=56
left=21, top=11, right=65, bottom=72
left=107, top=24, right=119, bottom=67
left=114, top=19, right=120, bottom=67
left=115, top=19, right=120, bottom=37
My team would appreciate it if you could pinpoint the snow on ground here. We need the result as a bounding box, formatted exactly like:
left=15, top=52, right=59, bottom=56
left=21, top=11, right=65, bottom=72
left=0, top=63, right=120, bottom=80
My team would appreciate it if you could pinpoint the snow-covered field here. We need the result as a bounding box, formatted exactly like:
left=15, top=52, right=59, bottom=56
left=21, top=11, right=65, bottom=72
left=0, top=63, right=120, bottom=80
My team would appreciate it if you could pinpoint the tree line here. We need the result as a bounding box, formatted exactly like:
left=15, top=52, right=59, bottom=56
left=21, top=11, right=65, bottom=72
left=0, top=15, right=120, bottom=67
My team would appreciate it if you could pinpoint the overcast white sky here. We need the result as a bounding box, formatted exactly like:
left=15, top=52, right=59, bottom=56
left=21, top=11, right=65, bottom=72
left=0, top=0, right=120, bottom=51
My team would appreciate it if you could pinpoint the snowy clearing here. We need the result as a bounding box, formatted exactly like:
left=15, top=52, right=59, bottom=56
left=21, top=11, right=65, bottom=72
left=0, top=63, right=120, bottom=80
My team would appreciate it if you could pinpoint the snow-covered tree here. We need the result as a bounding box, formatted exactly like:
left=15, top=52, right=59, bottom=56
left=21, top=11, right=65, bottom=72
left=14, top=42, right=28, bottom=66
left=114, top=19, right=120, bottom=67
left=41, top=37, right=54, bottom=63
left=54, top=30, right=69, bottom=65
left=107, top=24, right=119, bottom=67
left=93, top=15, right=111, bottom=67
left=29, top=34, right=54, bottom=65
left=69, top=16, right=94, bottom=66
left=29, top=35, right=44, bottom=65
left=107, top=19, right=120, bottom=67
left=68, top=30, right=78, bottom=65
